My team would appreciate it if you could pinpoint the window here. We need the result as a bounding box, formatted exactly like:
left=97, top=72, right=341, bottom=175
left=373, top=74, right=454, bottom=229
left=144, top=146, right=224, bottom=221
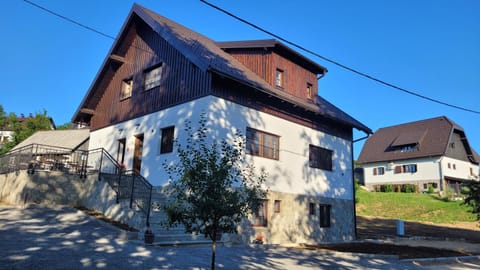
left=400, top=145, right=417, bottom=152
left=309, top=203, right=315, bottom=216
left=395, top=164, right=417, bottom=173
left=319, top=204, right=331, bottom=228
left=246, top=128, right=280, bottom=160
left=117, top=138, right=126, bottom=164
left=448, top=163, right=451, bottom=169
left=306, top=83, right=313, bottom=99
left=373, top=167, right=385, bottom=176
left=471, top=167, right=475, bottom=176
left=452, top=164, right=456, bottom=170
left=144, top=64, right=163, bottom=90
left=309, top=145, right=333, bottom=171
left=253, top=200, right=268, bottom=227
left=275, top=68, right=284, bottom=88
left=121, top=78, right=133, bottom=99
left=402, top=164, right=417, bottom=173
left=274, top=200, right=281, bottom=213
left=160, top=126, right=175, bottom=154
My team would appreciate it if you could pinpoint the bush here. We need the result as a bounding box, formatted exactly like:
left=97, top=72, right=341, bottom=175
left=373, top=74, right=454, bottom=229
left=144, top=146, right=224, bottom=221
left=384, top=184, right=394, bottom=193
left=427, top=185, right=435, bottom=194
left=403, top=184, right=417, bottom=193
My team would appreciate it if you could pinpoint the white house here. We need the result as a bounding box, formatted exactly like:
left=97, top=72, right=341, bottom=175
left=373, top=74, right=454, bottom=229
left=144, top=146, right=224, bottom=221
left=72, top=4, right=370, bottom=244
left=358, top=116, right=479, bottom=194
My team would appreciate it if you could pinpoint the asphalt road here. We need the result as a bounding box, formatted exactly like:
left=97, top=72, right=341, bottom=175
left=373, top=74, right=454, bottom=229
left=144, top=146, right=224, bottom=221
left=0, top=204, right=476, bottom=269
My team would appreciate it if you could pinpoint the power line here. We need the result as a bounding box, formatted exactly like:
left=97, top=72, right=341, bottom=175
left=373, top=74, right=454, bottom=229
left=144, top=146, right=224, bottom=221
left=22, top=0, right=480, bottom=115
left=22, top=0, right=155, bottom=57
left=200, top=0, right=480, bottom=115
left=23, top=0, right=115, bottom=40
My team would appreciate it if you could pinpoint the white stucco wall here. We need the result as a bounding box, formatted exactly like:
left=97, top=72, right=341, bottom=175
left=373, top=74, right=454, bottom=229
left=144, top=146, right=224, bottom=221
left=441, top=156, right=479, bottom=181
left=363, top=156, right=480, bottom=188
left=88, top=96, right=354, bottom=200
left=363, top=157, right=442, bottom=185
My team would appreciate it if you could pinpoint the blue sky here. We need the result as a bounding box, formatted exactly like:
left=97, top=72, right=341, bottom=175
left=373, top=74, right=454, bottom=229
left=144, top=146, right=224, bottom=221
left=1, top=0, right=479, bottom=159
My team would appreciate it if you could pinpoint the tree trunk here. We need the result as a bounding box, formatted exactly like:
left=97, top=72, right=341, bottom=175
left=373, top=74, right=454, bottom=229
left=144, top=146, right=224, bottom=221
left=211, top=239, right=216, bottom=270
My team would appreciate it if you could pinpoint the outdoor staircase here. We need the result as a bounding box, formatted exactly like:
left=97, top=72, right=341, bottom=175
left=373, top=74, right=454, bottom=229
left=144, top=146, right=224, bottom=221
left=147, top=192, right=216, bottom=246
left=100, top=172, right=216, bottom=246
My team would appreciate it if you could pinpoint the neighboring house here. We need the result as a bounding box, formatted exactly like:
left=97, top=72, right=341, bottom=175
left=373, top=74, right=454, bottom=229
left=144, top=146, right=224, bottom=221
left=0, top=114, right=56, bottom=150
left=358, top=116, right=479, bottom=194
left=11, top=129, right=89, bottom=152
left=0, top=130, right=14, bottom=150
left=72, top=4, right=370, bottom=244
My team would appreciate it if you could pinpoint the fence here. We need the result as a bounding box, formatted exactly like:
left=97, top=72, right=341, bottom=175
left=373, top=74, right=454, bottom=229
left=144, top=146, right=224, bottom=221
left=0, top=144, right=152, bottom=224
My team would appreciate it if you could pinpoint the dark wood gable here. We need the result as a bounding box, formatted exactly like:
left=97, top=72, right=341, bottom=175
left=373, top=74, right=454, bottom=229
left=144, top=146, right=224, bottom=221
left=77, top=15, right=211, bottom=130
left=73, top=4, right=370, bottom=137
left=218, top=40, right=325, bottom=103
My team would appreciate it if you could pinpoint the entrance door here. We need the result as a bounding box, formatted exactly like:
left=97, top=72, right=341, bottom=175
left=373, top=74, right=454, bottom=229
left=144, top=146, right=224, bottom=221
left=133, top=134, right=144, bottom=174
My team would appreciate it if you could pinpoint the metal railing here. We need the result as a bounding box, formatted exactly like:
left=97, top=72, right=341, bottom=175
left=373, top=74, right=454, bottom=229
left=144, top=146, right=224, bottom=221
left=0, top=144, right=88, bottom=175
left=120, top=170, right=152, bottom=222
left=0, top=144, right=153, bottom=224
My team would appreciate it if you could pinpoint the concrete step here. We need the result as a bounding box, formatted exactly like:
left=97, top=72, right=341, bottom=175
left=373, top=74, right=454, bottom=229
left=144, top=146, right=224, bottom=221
left=154, top=233, right=208, bottom=242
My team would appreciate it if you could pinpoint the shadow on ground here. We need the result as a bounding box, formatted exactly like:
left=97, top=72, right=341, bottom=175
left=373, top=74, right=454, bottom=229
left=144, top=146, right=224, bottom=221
left=0, top=204, right=421, bottom=269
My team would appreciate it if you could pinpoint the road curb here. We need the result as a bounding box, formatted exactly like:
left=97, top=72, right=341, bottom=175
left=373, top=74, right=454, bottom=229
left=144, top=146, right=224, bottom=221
left=403, top=255, right=480, bottom=264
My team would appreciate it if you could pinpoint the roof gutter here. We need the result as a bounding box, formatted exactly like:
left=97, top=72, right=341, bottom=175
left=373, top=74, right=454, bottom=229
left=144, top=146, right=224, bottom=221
left=353, top=134, right=370, bottom=143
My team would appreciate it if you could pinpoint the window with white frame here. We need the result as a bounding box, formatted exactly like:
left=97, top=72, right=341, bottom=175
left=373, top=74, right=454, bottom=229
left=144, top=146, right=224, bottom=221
left=373, top=167, right=385, bottom=175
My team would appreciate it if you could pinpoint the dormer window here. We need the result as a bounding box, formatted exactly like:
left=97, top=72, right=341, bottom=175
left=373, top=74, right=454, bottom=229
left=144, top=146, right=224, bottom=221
left=306, top=83, right=313, bottom=100
left=400, top=145, right=417, bottom=152
left=275, top=68, right=284, bottom=88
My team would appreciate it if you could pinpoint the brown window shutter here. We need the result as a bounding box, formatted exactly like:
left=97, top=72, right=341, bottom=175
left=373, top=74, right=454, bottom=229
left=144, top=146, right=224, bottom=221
left=394, top=166, right=402, bottom=174
left=373, top=168, right=377, bottom=175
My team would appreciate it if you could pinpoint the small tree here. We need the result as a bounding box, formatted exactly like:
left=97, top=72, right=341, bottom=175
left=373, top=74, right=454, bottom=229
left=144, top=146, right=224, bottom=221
left=163, top=114, right=267, bottom=270
left=464, top=181, right=480, bottom=220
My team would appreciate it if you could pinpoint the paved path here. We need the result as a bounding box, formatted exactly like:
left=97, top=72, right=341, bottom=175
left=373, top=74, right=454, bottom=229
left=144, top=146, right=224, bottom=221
left=0, top=204, right=477, bottom=269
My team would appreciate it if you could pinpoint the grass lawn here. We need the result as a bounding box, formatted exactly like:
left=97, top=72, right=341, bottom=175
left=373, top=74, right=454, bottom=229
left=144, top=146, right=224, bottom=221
left=356, top=188, right=477, bottom=224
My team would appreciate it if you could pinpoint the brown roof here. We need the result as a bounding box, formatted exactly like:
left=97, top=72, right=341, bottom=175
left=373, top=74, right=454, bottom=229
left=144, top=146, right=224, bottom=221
left=12, top=129, right=89, bottom=151
left=73, top=4, right=370, bottom=134
left=216, top=39, right=327, bottom=75
left=357, top=116, right=479, bottom=164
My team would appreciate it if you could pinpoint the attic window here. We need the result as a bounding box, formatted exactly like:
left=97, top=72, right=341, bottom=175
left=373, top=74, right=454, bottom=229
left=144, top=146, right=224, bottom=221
left=144, top=64, right=163, bottom=90
left=306, top=83, right=313, bottom=100
left=400, top=144, right=418, bottom=152
left=120, top=78, right=133, bottom=100
left=275, top=68, right=284, bottom=88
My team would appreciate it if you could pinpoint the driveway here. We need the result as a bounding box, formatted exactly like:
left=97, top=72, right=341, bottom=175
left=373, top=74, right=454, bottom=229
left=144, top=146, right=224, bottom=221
left=0, top=204, right=475, bottom=269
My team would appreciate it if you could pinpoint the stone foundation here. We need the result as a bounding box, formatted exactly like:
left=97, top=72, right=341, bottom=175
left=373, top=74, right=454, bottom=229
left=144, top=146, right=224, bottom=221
left=238, top=190, right=355, bottom=244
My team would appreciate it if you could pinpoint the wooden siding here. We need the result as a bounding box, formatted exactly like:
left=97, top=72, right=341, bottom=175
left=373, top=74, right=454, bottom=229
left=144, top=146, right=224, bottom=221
left=271, top=51, right=318, bottom=100
left=225, top=48, right=318, bottom=102
left=89, top=19, right=211, bottom=130
left=211, top=75, right=352, bottom=141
